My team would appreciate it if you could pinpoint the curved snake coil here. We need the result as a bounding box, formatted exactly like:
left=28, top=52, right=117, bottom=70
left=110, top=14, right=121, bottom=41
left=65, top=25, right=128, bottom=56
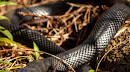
left=0, top=0, right=130, bottom=72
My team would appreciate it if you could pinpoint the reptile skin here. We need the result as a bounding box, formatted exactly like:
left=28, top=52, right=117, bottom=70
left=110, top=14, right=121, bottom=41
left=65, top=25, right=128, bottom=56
left=0, top=2, right=69, bottom=54
left=0, top=0, right=130, bottom=72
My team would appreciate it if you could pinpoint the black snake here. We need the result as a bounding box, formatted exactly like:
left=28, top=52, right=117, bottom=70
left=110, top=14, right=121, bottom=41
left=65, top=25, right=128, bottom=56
left=0, top=0, right=130, bottom=72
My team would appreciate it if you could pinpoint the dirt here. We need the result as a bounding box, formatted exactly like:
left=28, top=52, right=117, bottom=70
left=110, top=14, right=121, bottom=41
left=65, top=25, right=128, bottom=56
left=0, top=0, right=129, bottom=72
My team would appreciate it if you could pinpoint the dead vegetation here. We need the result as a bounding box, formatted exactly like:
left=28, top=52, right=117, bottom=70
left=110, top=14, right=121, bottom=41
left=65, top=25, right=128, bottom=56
left=20, top=2, right=100, bottom=46
left=0, top=0, right=129, bottom=72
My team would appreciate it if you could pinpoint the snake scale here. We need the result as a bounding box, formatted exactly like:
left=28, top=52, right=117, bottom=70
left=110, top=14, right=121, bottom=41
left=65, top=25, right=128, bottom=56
left=0, top=0, right=130, bottom=72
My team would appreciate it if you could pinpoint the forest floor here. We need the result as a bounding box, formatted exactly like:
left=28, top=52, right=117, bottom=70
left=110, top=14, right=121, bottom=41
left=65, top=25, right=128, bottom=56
left=0, top=0, right=129, bottom=72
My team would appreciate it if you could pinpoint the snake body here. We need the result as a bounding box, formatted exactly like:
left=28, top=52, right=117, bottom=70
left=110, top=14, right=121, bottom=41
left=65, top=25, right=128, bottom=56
left=0, top=0, right=130, bottom=72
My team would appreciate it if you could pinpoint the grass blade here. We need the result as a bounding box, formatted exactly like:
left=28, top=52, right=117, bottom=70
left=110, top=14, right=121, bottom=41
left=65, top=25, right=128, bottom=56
left=0, top=26, right=13, bottom=41
left=0, top=1, right=17, bottom=6
left=0, top=16, right=10, bottom=24
left=33, top=42, right=40, bottom=60
left=89, top=70, right=96, bottom=72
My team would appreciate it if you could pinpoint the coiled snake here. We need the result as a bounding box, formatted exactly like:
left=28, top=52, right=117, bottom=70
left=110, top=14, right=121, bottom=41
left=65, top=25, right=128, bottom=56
left=0, top=0, right=130, bottom=72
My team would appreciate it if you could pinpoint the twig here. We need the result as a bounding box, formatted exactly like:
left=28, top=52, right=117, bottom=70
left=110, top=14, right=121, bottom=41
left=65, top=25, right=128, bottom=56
left=53, top=60, right=62, bottom=72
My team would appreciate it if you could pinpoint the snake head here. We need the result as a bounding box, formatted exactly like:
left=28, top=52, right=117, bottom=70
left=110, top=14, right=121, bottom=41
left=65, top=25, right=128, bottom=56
left=18, top=59, right=52, bottom=72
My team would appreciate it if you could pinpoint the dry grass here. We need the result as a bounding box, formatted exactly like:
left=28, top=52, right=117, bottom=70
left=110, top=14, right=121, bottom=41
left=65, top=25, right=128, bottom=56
left=0, top=0, right=129, bottom=72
